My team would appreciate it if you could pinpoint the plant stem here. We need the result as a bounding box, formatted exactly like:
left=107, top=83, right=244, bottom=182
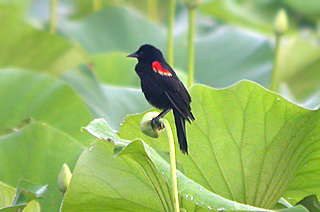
left=187, top=8, right=196, bottom=88
left=270, top=35, right=281, bottom=92
left=163, top=119, right=180, bottom=212
left=167, top=0, right=176, bottom=66
left=94, top=0, right=102, bottom=11
left=148, top=0, right=158, bottom=22
left=50, top=0, right=57, bottom=34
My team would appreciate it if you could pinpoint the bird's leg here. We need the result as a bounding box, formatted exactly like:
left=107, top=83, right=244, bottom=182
left=151, top=108, right=171, bottom=131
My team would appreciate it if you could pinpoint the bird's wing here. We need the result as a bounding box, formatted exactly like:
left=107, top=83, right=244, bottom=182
left=152, top=61, right=194, bottom=121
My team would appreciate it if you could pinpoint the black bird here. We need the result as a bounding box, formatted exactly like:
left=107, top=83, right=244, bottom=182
left=128, top=44, right=195, bottom=154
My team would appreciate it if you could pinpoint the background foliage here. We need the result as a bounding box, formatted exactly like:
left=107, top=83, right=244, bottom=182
left=0, top=0, right=320, bottom=211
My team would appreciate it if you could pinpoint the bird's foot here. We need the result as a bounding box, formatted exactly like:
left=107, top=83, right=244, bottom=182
left=151, top=117, right=165, bottom=131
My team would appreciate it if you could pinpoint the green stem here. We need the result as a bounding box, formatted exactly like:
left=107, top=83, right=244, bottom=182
left=163, top=119, right=180, bottom=212
left=270, top=35, right=281, bottom=92
left=187, top=8, right=196, bottom=88
left=167, top=0, right=176, bottom=66
left=94, top=0, right=102, bottom=11
left=148, top=0, right=158, bottom=22
left=50, top=0, right=57, bottom=34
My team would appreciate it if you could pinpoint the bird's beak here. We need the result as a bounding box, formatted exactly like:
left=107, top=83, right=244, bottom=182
left=127, top=52, right=139, bottom=58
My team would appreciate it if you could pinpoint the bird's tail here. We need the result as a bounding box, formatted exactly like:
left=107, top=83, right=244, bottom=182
left=173, top=110, right=188, bottom=154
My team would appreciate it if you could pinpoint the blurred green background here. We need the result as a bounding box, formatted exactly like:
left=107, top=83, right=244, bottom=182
left=0, top=0, right=320, bottom=211
left=1, top=0, right=320, bottom=107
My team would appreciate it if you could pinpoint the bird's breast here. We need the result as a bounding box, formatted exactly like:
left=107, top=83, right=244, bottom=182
left=140, top=77, right=171, bottom=110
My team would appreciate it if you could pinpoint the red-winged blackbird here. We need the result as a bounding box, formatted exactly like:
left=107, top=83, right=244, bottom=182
left=128, top=44, right=195, bottom=154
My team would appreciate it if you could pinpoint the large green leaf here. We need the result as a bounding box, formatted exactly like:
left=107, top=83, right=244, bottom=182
left=0, top=2, right=26, bottom=19
left=0, top=70, right=92, bottom=210
left=295, top=195, right=320, bottom=212
left=118, top=81, right=320, bottom=208
left=60, top=140, right=165, bottom=212
left=0, top=181, right=40, bottom=212
left=58, top=7, right=167, bottom=54
left=23, top=201, right=40, bottom=212
left=63, top=66, right=151, bottom=130
left=0, top=17, right=88, bottom=75
left=199, top=0, right=275, bottom=33
left=174, top=27, right=273, bottom=88
left=0, top=69, right=92, bottom=142
left=90, top=52, right=139, bottom=87
left=0, top=123, right=84, bottom=211
left=284, top=150, right=320, bottom=204
left=12, top=180, right=47, bottom=205
left=61, top=128, right=267, bottom=211
left=66, top=117, right=307, bottom=211
left=0, top=205, right=26, bottom=212
left=59, top=6, right=273, bottom=88
left=282, top=0, right=320, bottom=19
left=0, top=182, right=15, bottom=208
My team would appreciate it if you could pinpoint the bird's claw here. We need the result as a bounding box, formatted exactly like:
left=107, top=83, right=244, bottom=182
left=151, top=118, right=165, bottom=131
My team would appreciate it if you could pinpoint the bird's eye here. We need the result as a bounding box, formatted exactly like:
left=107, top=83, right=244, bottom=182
left=140, top=51, right=144, bottom=55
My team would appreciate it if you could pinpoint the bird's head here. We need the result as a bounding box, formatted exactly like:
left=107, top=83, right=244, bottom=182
left=127, top=44, right=164, bottom=63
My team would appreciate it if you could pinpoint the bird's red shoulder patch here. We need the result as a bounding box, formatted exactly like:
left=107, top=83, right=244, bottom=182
left=152, top=61, right=172, bottom=76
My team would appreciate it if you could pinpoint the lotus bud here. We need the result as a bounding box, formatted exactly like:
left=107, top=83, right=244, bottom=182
left=182, top=0, right=202, bottom=9
left=57, top=163, right=72, bottom=193
left=274, top=9, right=288, bottom=36
left=140, top=112, right=165, bottom=138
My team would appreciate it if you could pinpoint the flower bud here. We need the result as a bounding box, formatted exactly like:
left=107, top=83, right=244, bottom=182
left=57, top=163, right=72, bottom=193
left=182, top=0, right=202, bottom=9
left=140, top=112, right=165, bottom=138
left=274, top=9, right=288, bottom=36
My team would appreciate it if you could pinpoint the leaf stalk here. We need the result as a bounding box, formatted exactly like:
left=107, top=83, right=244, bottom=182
left=50, top=0, right=57, bottom=34
left=167, top=0, right=176, bottom=66
left=187, top=8, right=196, bottom=88
left=163, top=119, right=180, bottom=212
